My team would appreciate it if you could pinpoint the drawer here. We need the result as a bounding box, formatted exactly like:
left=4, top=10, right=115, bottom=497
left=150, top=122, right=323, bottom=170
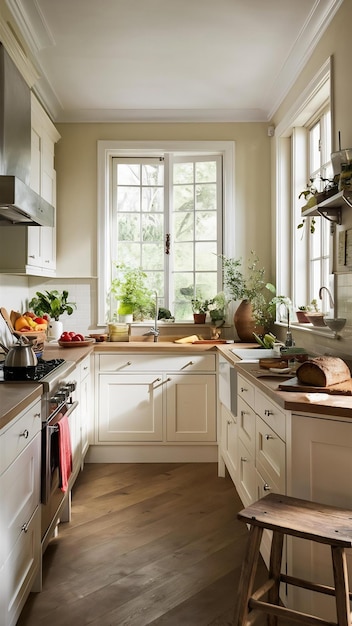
left=255, top=389, right=286, bottom=441
left=238, top=374, right=255, bottom=409
left=0, top=399, right=41, bottom=475
left=98, top=353, right=216, bottom=373
left=238, top=396, right=255, bottom=456
left=80, top=354, right=91, bottom=380
left=256, top=414, right=286, bottom=493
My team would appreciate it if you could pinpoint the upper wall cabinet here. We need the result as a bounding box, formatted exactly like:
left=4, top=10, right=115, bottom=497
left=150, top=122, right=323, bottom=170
left=0, top=95, right=61, bottom=276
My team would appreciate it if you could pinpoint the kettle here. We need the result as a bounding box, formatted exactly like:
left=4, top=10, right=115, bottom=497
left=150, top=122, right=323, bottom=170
left=4, top=336, right=38, bottom=368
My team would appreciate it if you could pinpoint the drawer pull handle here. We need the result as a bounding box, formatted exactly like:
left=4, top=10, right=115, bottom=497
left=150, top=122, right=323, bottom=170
left=264, top=409, right=274, bottom=416
left=227, top=420, right=232, bottom=425
left=263, top=483, right=271, bottom=491
left=126, top=361, right=132, bottom=367
left=151, top=377, right=162, bottom=386
left=240, top=387, right=247, bottom=393
left=20, top=429, right=29, bottom=439
left=181, top=360, right=194, bottom=370
left=240, top=410, right=248, bottom=417
left=265, top=434, right=273, bottom=440
left=21, top=522, right=29, bottom=533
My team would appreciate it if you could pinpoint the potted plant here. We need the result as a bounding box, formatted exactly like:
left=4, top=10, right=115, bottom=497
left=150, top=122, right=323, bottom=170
left=109, top=263, right=154, bottom=322
left=29, top=289, right=76, bottom=340
left=208, top=291, right=228, bottom=325
left=191, top=295, right=210, bottom=324
left=220, top=252, right=276, bottom=341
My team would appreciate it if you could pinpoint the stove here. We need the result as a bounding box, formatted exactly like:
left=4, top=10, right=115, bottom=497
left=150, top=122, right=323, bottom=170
left=0, top=357, right=76, bottom=392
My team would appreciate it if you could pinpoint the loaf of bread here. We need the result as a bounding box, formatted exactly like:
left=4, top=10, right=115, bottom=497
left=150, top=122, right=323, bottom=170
left=296, top=356, right=351, bottom=387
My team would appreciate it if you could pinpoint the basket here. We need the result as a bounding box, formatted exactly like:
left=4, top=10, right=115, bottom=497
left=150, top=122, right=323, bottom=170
left=16, top=331, right=46, bottom=355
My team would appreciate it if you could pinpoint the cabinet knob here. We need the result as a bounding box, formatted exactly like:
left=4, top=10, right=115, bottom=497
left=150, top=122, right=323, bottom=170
left=265, top=434, right=273, bottom=440
left=21, top=522, right=29, bottom=533
left=240, top=387, right=247, bottom=393
left=264, top=409, right=274, bottom=416
left=20, top=429, right=29, bottom=439
left=263, top=483, right=271, bottom=491
left=241, top=456, right=248, bottom=462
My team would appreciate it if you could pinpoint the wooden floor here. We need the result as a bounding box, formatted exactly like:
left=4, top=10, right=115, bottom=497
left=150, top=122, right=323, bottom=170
left=18, top=463, right=271, bottom=626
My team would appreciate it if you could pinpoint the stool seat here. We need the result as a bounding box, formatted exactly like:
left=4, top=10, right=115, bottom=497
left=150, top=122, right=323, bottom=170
left=235, top=493, right=352, bottom=626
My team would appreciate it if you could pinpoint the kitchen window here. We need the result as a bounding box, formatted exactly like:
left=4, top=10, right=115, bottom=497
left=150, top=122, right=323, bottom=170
left=275, top=58, right=331, bottom=316
left=97, top=141, right=234, bottom=324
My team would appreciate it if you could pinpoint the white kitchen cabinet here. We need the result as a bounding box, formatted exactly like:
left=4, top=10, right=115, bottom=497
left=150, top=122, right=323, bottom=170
left=98, top=372, right=163, bottom=442
left=0, top=398, right=41, bottom=626
left=288, top=412, right=352, bottom=621
left=0, top=94, right=60, bottom=276
left=79, top=354, right=92, bottom=463
left=219, top=403, right=238, bottom=482
left=93, top=352, right=217, bottom=460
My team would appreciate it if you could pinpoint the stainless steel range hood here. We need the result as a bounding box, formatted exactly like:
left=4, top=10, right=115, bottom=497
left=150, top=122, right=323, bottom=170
left=0, top=44, right=54, bottom=227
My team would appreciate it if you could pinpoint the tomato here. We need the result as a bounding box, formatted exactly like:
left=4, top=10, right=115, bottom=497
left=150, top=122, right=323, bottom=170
left=69, top=331, right=76, bottom=337
left=60, top=332, right=72, bottom=342
left=42, top=314, right=49, bottom=321
left=34, top=317, right=47, bottom=325
left=73, top=333, right=85, bottom=341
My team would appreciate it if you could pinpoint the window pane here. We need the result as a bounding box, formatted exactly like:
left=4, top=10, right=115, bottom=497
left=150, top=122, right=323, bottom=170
left=117, top=187, right=140, bottom=212
left=174, top=212, right=194, bottom=241
left=174, top=242, right=194, bottom=271
left=196, top=183, right=216, bottom=211
left=174, top=185, right=194, bottom=211
left=174, top=162, right=194, bottom=184
left=142, top=187, right=163, bottom=212
left=142, top=214, right=163, bottom=242
left=118, top=214, right=140, bottom=241
left=117, top=163, right=140, bottom=185
left=195, top=211, right=217, bottom=240
left=196, top=161, right=216, bottom=183
left=195, top=242, right=217, bottom=270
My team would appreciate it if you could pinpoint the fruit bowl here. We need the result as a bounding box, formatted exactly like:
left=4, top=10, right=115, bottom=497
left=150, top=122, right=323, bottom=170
left=58, top=338, right=95, bottom=348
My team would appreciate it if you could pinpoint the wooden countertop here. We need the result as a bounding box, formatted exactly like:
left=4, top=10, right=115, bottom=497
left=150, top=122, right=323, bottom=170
left=2, top=341, right=351, bottom=431
left=0, top=384, right=42, bottom=430
left=217, top=345, right=352, bottom=420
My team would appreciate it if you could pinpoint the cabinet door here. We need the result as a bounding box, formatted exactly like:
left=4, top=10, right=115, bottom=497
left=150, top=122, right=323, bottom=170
left=220, top=404, right=238, bottom=482
left=0, top=433, right=40, bottom=566
left=98, top=374, right=163, bottom=442
left=166, top=373, right=216, bottom=442
left=290, top=414, right=352, bottom=620
left=79, top=356, right=91, bottom=460
left=237, top=438, right=256, bottom=506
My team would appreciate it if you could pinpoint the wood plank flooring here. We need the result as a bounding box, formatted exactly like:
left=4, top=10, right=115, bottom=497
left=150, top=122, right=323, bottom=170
left=17, top=463, right=270, bottom=626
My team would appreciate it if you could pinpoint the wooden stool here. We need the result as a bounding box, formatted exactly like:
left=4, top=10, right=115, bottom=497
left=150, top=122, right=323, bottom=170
left=235, top=493, right=352, bottom=626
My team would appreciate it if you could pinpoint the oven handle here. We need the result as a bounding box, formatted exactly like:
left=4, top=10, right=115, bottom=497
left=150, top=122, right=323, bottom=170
left=47, top=400, right=79, bottom=431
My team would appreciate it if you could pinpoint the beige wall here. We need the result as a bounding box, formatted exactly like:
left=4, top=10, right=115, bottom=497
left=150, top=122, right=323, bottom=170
left=54, top=122, right=272, bottom=280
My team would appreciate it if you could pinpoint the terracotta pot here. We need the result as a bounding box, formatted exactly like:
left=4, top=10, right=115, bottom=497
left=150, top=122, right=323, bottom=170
left=296, top=310, right=310, bottom=323
left=193, top=313, right=206, bottom=324
left=234, top=300, right=264, bottom=342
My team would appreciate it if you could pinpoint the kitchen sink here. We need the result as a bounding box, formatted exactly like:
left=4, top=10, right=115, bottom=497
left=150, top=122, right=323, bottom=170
left=231, top=348, right=275, bottom=360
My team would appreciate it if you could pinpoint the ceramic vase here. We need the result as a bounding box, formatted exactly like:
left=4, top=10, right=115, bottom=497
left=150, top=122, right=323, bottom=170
left=234, top=300, right=264, bottom=342
left=48, top=320, right=63, bottom=341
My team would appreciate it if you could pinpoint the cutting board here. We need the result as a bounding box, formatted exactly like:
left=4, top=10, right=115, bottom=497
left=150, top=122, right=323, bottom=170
left=279, top=377, right=352, bottom=395
left=192, top=339, right=228, bottom=344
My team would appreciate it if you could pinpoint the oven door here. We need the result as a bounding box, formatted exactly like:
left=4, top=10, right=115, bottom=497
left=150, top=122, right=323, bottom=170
left=41, top=400, right=79, bottom=506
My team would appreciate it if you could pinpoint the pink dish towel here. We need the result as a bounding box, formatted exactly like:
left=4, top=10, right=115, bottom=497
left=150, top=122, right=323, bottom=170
left=57, top=413, right=72, bottom=492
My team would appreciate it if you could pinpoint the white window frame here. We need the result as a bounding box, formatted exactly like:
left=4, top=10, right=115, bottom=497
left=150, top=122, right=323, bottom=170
left=275, top=58, right=332, bottom=323
left=97, top=141, right=235, bottom=325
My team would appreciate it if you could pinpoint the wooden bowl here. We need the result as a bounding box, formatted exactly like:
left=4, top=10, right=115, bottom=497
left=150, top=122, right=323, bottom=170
left=89, top=333, right=108, bottom=342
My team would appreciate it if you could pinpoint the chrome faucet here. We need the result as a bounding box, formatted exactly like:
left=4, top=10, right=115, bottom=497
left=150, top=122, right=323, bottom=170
left=146, top=291, right=160, bottom=342
left=319, top=286, right=334, bottom=310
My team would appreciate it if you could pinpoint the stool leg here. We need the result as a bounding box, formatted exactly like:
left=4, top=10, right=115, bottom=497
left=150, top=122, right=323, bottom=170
left=234, top=525, right=264, bottom=626
left=267, top=531, right=284, bottom=626
left=331, top=546, right=351, bottom=626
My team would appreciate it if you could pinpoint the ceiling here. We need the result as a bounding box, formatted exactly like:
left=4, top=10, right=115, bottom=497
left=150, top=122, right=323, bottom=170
left=6, top=0, right=342, bottom=123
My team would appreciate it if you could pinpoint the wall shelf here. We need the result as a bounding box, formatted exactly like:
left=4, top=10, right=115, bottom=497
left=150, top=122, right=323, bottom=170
left=301, top=190, right=352, bottom=232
